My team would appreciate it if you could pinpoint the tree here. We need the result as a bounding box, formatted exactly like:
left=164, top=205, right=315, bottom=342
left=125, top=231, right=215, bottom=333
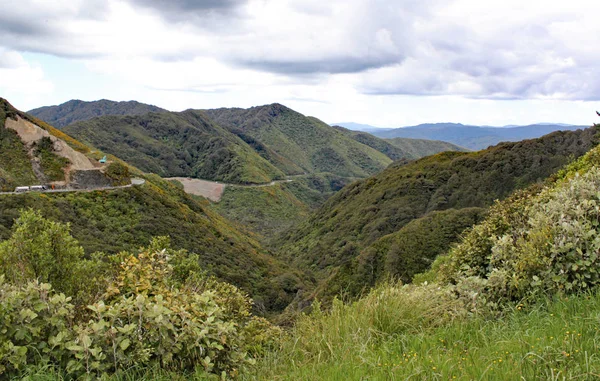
left=0, top=209, right=84, bottom=295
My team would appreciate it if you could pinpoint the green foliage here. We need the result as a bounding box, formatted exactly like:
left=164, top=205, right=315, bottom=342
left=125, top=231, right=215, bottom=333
left=0, top=209, right=84, bottom=296
left=0, top=238, right=282, bottom=379
left=63, top=111, right=285, bottom=184
left=280, top=126, right=600, bottom=289
left=104, top=162, right=131, bottom=186
left=0, top=279, right=74, bottom=378
left=28, top=99, right=167, bottom=129
left=433, top=164, right=600, bottom=305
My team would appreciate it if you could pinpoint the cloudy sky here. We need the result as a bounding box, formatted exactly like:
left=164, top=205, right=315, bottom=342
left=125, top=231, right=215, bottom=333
left=1, top=0, right=599, bottom=127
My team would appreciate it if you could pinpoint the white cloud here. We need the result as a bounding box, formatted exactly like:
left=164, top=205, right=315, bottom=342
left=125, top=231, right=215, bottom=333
left=1, top=0, right=600, bottom=124
left=0, top=50, right=53, bottom=95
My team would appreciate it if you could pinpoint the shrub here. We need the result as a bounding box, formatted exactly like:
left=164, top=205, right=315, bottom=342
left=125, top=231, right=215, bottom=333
left=432, top=166, right=600, bottom=305
left=0, top=215, right=281, bottom=379
left=104, top=162, right=130, bottom=186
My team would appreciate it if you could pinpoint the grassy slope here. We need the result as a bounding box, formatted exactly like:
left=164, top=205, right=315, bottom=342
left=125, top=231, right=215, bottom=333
left=204, top=104, right=393, bottom=178
left=63, top=110, right=285, bottom=184
left=28, top=99, right=167, bottom=128
left=241, top=289, right=600, bottom=380
left=280, top=126, right=600, bottom=276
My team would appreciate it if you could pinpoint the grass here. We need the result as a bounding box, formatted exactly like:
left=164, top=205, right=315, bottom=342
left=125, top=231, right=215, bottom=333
left=241, top=288, right=600, bottom=380
left=18, top=288, right=600, bottom=380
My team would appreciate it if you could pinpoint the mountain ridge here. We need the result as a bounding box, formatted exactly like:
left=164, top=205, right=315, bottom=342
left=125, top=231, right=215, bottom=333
left=28, top=99, right=168, bottom=128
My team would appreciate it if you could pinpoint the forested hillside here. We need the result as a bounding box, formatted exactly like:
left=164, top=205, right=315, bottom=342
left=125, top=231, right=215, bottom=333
left=28, top=99, right=167, bottom=128
left=243, top=121, right=600, bottom=381
left=204, top=104, right=393, bottom=178
left=0, top=99, right=311, bottom=313
left=63, top=110, right=285, bottom=184
left=279, top=126, right=600, bottom=302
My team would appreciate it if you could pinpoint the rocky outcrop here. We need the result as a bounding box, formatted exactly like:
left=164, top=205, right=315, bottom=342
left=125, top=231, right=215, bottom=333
left=69, top=169, right=114, bottom=190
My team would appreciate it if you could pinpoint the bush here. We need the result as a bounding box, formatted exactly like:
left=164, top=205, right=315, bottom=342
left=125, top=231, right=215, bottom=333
left=0, top=213, right=282, bottom=379
left=432, top=166, right=600, bottom=306
left=104, top=162, right=130, bottom=186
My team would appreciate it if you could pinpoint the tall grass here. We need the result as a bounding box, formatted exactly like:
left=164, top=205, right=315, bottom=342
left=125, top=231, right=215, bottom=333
left=241, top=285, right=600, bottom=380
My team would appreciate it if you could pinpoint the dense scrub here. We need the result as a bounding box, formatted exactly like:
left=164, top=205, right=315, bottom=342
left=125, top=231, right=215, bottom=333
left=426, top=141, right=600, bottom=305
left=0, top=211, right=281, bottom=379
left=64, top=111, right=285, bottom=184
left=28, top=99, right=167, bottom=128
left=203, top=104, right=392, bottom=178
left=279, top=126, right=600, bottom=303
left=0, top=175, right=311, bottom=314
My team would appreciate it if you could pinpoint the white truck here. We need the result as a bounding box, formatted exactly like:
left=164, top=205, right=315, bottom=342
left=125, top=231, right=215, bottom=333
left=15, top=185, right=48, bottom=193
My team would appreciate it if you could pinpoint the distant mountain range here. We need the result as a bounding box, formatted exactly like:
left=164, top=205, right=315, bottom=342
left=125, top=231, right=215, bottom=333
left=30, top=100, right=469, bottom=184
left=335, top=122, right=589, bottom=150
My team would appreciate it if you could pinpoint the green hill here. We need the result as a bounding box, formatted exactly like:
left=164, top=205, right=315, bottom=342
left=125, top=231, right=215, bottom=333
left=279, top=126, right=600, bottom=301
left=0, top=98, right=125, bottom=191
left=28, top=99, right=167, bottom=128
left=204, top=104, right=393, bottom=178
left=63, top=110, right=285, bottom=184
left=332, top=125, right=468, bottom=160
left=385, top=136, right=469, bottom=158
left=0, top=99, right=311, bottom=313
left=241, top=122, right=600, bottom=381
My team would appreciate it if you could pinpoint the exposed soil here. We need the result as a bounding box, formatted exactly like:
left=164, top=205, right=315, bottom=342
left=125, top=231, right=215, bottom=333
left=166, top=177, right=296, bottom=202
left=167, top=177, right=225, bottom=202
left=6, top=116, right=96, bottom=171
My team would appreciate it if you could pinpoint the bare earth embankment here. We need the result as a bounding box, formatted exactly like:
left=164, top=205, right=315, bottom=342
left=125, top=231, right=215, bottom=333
left=167, top=177, right=226, bottom=202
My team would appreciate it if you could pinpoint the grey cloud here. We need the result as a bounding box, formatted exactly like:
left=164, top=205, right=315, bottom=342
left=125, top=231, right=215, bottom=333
left=129, top=0, right=246, bottom=12
left=126, top=0, right=248, bottom=21
left=360, top=16, right=600, bottom=101
left=0, top=1, right=110, bottom=56
left=238, top=55, right=402, bottom=75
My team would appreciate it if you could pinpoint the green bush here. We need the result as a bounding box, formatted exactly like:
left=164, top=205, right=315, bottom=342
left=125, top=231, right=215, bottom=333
left=432, top=166, right=600, bottom=306
left=0, top=212, right=282, bottom=379
left=0, top=209, right=84, bottom=296
left=104, top=162, right=130, bottom=186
